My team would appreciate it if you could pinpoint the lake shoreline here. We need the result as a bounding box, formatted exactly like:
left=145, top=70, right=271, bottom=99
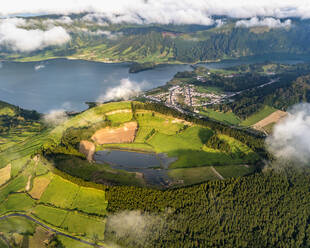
left=2, top=52, right=310, bottom=68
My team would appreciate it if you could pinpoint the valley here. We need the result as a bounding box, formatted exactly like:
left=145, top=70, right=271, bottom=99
left=1, top=7, right=310, bottom=247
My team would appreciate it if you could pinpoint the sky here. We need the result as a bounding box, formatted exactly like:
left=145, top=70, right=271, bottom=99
left=0, top=1, right=307, bottom=52
left=0, top=0, right=309, bottom=22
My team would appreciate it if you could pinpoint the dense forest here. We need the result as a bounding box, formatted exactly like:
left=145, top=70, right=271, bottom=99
left=104, top=167, right=310, bottom=248
left=213, top=73, right=310, bottom=118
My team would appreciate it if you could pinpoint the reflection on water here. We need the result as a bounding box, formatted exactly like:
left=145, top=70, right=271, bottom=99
left=94, top=149, right=177, bottom=186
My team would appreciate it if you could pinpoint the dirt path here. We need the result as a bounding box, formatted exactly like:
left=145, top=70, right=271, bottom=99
left=211, top=166, right=224, bottom=180
left=25, top=175, right=32, bottom=191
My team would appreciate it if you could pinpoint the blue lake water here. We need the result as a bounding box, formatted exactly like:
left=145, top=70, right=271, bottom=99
left=0, top=54, right=310, bottom=113
left=0, top=59, right=191, bottom=113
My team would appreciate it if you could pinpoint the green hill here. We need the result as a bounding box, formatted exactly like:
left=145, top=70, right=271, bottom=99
left=2, top=16, right=310, bottom=64
left=0, top=100, right=309, bottom=248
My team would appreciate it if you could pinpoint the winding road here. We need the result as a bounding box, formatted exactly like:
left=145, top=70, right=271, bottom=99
left=0, top=213, right=105, bottom=247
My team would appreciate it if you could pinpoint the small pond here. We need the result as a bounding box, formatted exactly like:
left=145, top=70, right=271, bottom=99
left=94, top=149, right=177, bottom=186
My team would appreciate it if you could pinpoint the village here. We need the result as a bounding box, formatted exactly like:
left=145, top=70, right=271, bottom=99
left=145, top=84, right=230, bottom=113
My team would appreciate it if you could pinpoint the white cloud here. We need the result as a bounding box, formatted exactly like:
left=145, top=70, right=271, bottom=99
left=236, top=17, right=291, bottom=28
left=106, top=210, right=163, bottom=246
left=266, top=104, right=310, bottom=165
left=43, top=109, right=68, bottom=126
left=74, top=27, right=121, bottom=39
left=0, top=1, right=309, bottom=25
left=97, top=78, right=146, bottom=102
left=0, top=18, right=71, bottom=52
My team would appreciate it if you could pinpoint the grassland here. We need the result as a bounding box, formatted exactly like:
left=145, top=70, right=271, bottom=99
left=200, top=108, right=241, bottom=125
left=0, top=193, right=35, bottom=214
left=240, top=105, right=277, bottom=126
left=215, top=165, right=255, bottom=178
left=61, top=212, right=106, bottom=240
left=32, top=205, right=68, bottom=227
left=40, top=176, right=80, bottom=209
left=168, top=166, right=219, bottom=185
left=73, top=187, right=108, bottom=216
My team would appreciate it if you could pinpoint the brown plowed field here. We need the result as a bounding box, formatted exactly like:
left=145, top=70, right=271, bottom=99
left=253, top=110, right=287, bottom=131
left=29, top=176, right=51, bottom=199
left=91, top=121, right=138, bottom=144
left=0, top=164, right=11, bottom=186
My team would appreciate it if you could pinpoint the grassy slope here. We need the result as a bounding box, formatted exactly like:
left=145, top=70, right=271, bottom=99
left=200, top=108, right=241, bottom=125
left=0, top=103, right=121, bottom=246
left=240, top=105, right=277, bottom=126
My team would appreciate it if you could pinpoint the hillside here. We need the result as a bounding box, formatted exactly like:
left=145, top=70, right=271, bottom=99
left=0, top=100, right=309, bottom=247
left=1, top=15, right=310, bottom=64
left=42, top=101, right=263, bottom=188
left=0, top=100, right=265, bottom=247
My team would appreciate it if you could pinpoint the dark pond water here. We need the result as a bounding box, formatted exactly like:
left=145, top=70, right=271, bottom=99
left=94, top=149, right=177, bottom=186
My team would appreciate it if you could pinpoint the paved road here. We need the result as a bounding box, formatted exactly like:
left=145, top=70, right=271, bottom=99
left=0, top=213, right=105, bottom=247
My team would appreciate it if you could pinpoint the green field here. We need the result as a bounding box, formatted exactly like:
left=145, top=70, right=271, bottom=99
left=0, top=216, right=36, bottom=234
left=215, top=164, right=255, bottom=178
left=32, top=205, right=68, bottom=227
left=61, top=212, right=106, bottom=241
left=240, top=105, right=277, bottom=126
left=200, top=108, right=241, bottom=125
left=168, top=166, right=219, bottom=185
left=57, top=235, right=95, bottom=248
left=40, top=176, right=80, bottom=209
left=107, top=112, right=133, bottom=123
left=73, top=187, right=108, bottom=216
left=0, top=175, right=28, bottom=203
left=0, top=193, right=35, bottom=214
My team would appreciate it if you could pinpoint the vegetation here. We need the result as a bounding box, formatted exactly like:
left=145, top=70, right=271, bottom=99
left=3, top=16, right=310, bottom=64
left=200, top=108, right=241, bottom=125
left=0, top=91, right=308, bottom=247
left=129, top=62, right=156, bottom=73
left=104, top=168, right=310, bottom=248
left=240, top=105, right=277, bottom=126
